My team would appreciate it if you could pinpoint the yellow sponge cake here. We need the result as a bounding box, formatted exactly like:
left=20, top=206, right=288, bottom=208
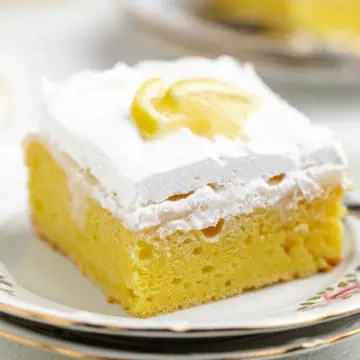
left=25, top=57, right=347, bottom=317
left=209, top=0, right=360, bottom=52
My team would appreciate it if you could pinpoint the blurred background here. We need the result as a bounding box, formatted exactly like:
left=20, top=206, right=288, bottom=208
left=0, top=0, right=359, bottom=195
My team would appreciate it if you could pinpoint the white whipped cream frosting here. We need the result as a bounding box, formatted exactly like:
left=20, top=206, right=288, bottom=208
left=37, top=57, right=347, bottom=236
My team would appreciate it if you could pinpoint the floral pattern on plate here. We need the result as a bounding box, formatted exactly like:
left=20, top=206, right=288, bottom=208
left=0, top=270, right=14, bottom=296
left=298, top=265, right=360, bottom=311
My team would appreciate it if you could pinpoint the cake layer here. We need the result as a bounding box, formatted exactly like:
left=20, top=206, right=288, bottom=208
left=292, top=0, right=360, bottom=51
left=209, top=0, right=290, bottom=29
left=26, top=139, right=345, bottom=317
left=39, top=57, right=347, bottom=210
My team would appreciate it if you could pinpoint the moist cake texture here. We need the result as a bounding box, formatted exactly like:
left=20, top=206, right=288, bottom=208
left=25, top=57, right=348, bottom=317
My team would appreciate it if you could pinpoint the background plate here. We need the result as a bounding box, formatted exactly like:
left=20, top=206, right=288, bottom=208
left=129, top=0, right=360, bottom=87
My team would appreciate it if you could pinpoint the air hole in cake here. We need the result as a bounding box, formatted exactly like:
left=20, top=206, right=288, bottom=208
left=193, top=247, right=203, bottom=255
left=266, top=173, right=286, bottom=186
left=298, top=199, right=306, bottom=206
left=125, top=287, right=138, bottom=300
left=138, top=241, right=153, bottom=260
left=167, top=191, right=194, bottom=202
left=201, top=219, right=225, bottom=238
left=172, top=278, right=182, bottom=285
left=225, top=280, right=232, bottom=287
left=202, top=265, right=214, bottom=274
left=283, top=243, right=291, bottom=255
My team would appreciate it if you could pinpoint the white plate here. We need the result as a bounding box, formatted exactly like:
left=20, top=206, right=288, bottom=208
left=2, top=310, right=360, bottom=359
left=128, top=0, right=360, bottom=87
left=1, top=188, right=360, bottom=338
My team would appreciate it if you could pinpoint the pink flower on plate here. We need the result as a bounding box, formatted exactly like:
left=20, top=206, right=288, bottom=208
left=324, top=282, right=360, bottom=302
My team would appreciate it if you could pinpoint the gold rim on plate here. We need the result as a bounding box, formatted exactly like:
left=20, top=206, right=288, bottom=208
left=3, top=301, right=360, bottom=336
left=1, top=315, right=360, bottom=359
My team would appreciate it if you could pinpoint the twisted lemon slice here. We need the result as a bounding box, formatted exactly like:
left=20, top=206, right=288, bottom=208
left=131, top=77, right=259, bottom=140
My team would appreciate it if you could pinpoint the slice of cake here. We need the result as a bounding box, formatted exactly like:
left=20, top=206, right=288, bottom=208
left=291, top=0, right=360, bottom=53
left=24, top=57, right=347, bottom=317
left=208, top=0, right=290, bottom=30
left=208, top=1, right=360, bottom=54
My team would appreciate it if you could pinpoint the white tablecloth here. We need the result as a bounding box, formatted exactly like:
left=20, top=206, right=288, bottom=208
left=0, top=0, right=359, bottom=358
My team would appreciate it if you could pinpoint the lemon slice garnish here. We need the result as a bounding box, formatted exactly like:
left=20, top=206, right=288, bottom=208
left=131, top=77, right=260, bottom=140
left=130, top=77, right=190, bottom=139
left=165, top=78, right=250, bottom=99
left=166, top=78, right=259, bottom=139
left=130, top=78, right=167, bottom=139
